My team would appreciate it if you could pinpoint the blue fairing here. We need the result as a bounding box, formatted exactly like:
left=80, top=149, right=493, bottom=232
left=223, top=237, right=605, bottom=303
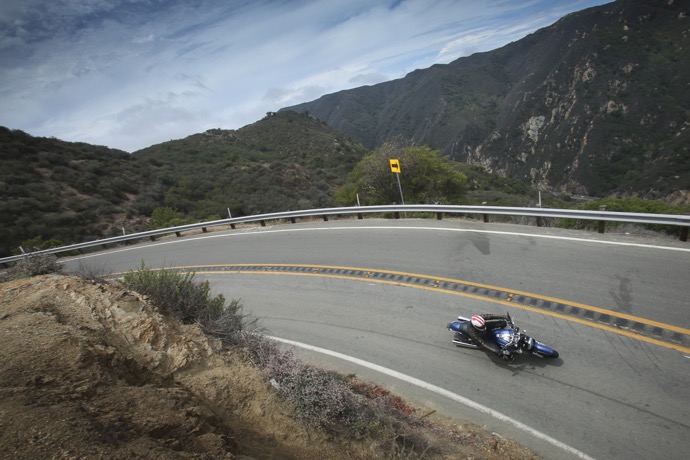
left=489, top=327, right=560, bottom=358
left=490, top=328, right=514, bottom=349
left=531, top=340, right=559, bottom=358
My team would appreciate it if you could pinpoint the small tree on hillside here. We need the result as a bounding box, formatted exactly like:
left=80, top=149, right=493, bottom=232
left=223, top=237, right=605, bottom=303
left=149, top=206, right=189, bottom=229
left=336, top=141, right=468, bottom=205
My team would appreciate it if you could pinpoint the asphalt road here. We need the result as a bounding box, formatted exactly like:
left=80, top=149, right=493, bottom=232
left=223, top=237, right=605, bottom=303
left=63, top=218, right=690, bottom=460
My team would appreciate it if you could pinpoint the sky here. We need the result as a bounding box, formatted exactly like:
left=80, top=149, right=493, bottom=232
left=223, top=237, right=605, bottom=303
left=0, top=0, right=612, bottom=152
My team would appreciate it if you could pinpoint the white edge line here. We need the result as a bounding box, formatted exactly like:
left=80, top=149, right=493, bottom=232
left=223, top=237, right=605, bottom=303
left=268, top=335, right=596, bottom=460
left=68, top=225, right=690, bottom=261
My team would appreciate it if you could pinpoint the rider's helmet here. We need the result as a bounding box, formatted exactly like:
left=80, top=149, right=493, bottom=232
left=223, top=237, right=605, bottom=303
left=471, top=315, right=486, bottom=331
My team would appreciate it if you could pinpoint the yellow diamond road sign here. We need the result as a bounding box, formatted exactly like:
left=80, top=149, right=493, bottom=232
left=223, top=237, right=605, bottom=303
left=389, top=159, right=401, bottom=173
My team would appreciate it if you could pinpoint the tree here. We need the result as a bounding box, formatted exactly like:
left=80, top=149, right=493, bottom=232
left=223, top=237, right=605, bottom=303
left=336, top=141, right=468, bottom=205
left=149, top=207, right=189, bottom=229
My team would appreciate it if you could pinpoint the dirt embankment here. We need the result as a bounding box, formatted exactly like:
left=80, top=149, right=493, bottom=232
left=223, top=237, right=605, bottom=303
left=0, top=274, right=539, bottom=459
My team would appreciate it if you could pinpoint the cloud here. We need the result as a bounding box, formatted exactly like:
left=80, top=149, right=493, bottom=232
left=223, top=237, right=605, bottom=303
left=0, top=0, right=612, bottom=152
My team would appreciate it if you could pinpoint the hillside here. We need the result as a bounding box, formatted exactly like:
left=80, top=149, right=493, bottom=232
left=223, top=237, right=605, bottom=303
left=134, top=111, right=368, bottom=218
left=0, top=113, right=368, bottom=257
left=281, top=0, right=690, bottom=202
left=0, top=126, right=156, bottom=257
left=0, top=274, right=540, bottom=459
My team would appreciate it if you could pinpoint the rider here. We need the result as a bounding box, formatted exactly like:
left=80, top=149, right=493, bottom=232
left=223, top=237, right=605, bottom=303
left=467, top=313, right=514, bottom=361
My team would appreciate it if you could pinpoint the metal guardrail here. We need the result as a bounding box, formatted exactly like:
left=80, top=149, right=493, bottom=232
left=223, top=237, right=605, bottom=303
left=2, top=204, right=689, bottom=265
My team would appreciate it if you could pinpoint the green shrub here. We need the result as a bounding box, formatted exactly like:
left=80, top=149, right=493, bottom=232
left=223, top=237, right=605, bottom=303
left=250, top=333, right=432, bottom=453
left=120, top=263, right=253, bottom=345
left=558, top=197, right=687, bottom=234
left=4, top=252, right=62, bottom=281
left=149, top=206, right=190, bottom=229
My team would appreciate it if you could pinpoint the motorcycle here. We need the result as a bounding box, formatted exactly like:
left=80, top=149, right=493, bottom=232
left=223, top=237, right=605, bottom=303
left=447, top=313, right=559, bottom=359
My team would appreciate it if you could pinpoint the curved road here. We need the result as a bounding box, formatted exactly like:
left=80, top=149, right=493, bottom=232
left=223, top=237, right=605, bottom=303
left=63, top=218, right=690, bottom=460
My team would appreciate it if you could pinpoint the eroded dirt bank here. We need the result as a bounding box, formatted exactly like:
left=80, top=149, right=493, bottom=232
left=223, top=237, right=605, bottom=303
left=0, top=274, right=539, bottom=459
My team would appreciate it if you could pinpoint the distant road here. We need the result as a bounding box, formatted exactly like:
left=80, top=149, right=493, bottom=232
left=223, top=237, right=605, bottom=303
left=63, top=218, right=690, bottom=460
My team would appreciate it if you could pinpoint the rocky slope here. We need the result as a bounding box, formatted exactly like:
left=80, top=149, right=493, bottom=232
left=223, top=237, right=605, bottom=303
left=0, top=274, right=540, bottom=459
left=282, top=0, right=690, bottom=201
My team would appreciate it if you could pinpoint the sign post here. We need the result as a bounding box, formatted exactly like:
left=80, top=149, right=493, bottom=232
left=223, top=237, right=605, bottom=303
left=389, top=159, right=405, bottom=206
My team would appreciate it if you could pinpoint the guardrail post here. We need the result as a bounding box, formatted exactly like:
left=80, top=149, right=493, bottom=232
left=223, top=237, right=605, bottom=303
left=357, top=213, right=363, bottom=219
left=230, top=223, right=236, bottom=229
left=202, top=227, right=208, bottom=233
left=323, top=215, right=329, bottom=222
left=536, top=216, right=543, bottom=227
left=436, top=212, right=443, bottom=220
left=290, top=217, right=296, bottom=223
left=394, top=212, right=400, bottom=219
left=260, top=220, right=266, bottom=227
left=598, top=205, right=607, bottom=234
left=482, top=214, right=489, bottom=223
left=680, top=213, right=690, bottom=242
left=175, top=231, right=182, bottom=237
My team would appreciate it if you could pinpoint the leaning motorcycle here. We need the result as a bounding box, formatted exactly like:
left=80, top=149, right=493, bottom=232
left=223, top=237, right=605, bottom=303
left=447, top=313, right=559, bottom=359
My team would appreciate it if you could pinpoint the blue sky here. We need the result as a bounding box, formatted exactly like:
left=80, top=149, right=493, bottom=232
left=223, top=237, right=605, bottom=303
left=0, top=0, right=611, bottom=152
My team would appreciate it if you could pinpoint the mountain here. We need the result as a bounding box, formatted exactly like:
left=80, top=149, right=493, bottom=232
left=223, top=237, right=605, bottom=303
left=281, top=0, right=690, bottom=203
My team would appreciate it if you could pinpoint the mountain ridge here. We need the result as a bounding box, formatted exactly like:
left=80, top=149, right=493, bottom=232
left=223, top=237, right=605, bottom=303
left=281, top=0, right=690, bottom=202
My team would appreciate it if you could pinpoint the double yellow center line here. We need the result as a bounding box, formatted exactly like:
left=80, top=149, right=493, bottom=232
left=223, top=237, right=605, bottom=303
left=121, top=263, right=690, bottom=355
